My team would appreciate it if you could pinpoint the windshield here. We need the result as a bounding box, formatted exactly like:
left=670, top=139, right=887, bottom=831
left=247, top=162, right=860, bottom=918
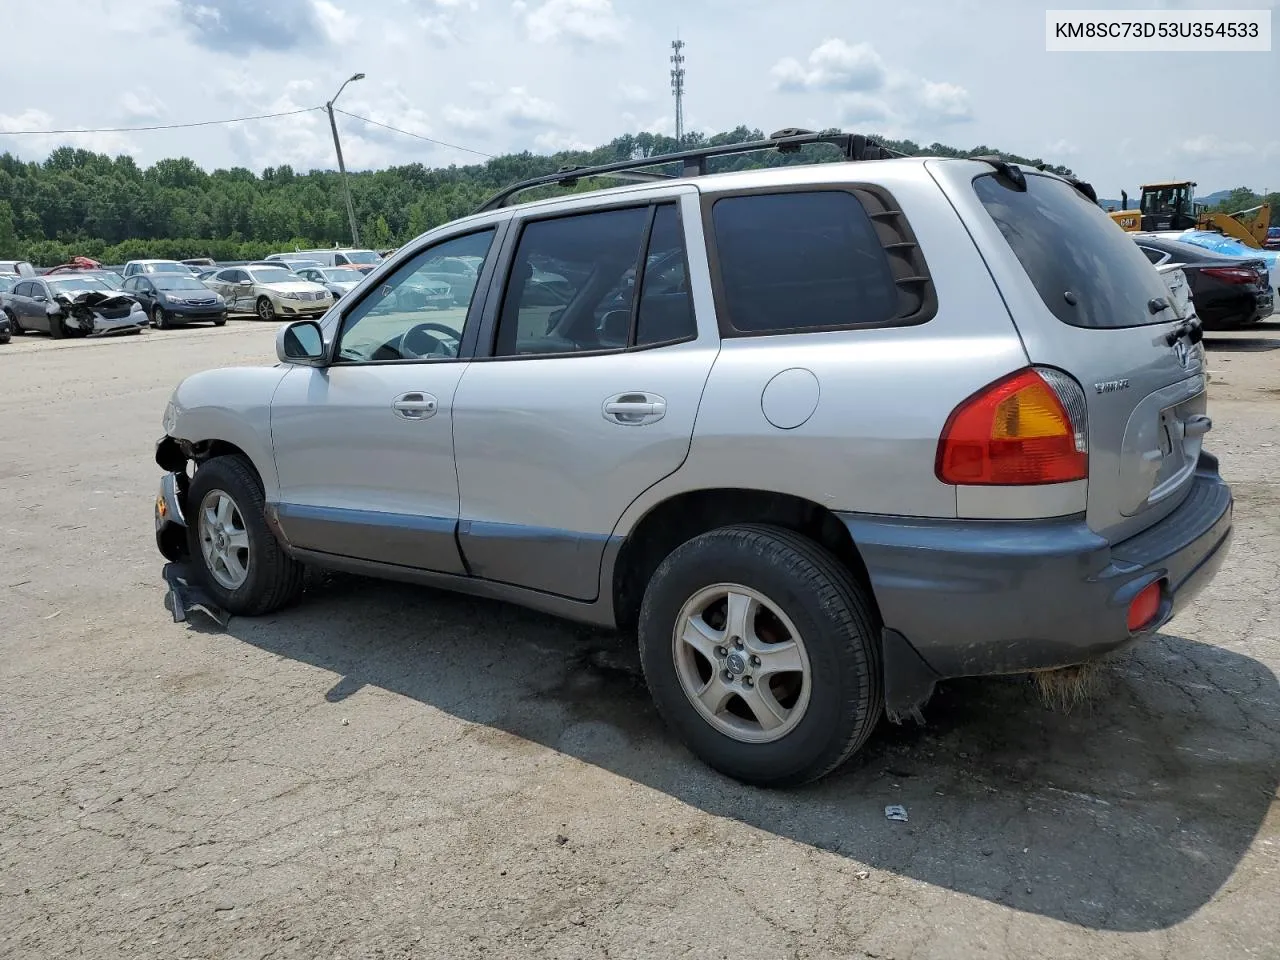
left=155, top=276, right=210, bottom=291
left=97, top=271, right=126, bottom=289
left=0, top=276, right=15, bottom=292
left=322, top=268, right=359, bottom=282
left=146, top=262, right=189, bottom=273
left=48, top=277, right=112, bottom=294
left=249, top=268, right=297, bottom=284
left=344, top=250, right=381, bottom=264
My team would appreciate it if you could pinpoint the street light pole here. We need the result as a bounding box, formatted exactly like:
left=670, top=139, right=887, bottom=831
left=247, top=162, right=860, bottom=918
left=326, top=72, right=365, bottom=247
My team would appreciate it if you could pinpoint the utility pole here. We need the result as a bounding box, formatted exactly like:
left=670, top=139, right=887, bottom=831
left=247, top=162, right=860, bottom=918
left=326, top=72, right=365, bottom=247
left=670, top=38, right=685, bottom=149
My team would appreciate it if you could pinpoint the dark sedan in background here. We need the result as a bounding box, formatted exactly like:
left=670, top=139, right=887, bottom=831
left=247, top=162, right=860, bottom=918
left=1134, top=234, right=1273, bottom=328
left=121, top=274, right=227, bottom=328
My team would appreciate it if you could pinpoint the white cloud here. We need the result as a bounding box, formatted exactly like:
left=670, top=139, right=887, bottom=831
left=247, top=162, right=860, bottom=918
left=914, top=79, right=972, bottom=124
left=774, top=38, right=973, bottom=133
left=418, top=14, right=458, bottom=44
left=771, top=39, right=886, bottom=92
left=443, top=105, right=489, bottom=133
left=1046, top=138, right=1080, bottom=158
left=313, top=0, right=359, bottom=43
left=533, top=131, right=592, bottom=152
left=514, top=0, right=624, bottom=44
left=617, top=83, right=652, bottom=105
left=0, top=108, right=138, bottom=157
left=496, top=87, right=561, bottom=128
left=119, top=90, right=166, bottom=122
left=1176, top=137, right=1263, bottom=161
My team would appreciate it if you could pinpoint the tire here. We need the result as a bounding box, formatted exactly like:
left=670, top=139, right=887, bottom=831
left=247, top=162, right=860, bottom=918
left=4, top=309, right=22, bottom=335
left=638, top=524, right=884, bottom=788
left=185, top=454, right=305, bottom=616
left=152, top=305, right=169, bottom=329
left=49, top=314, right=65, bottom=339
left=256, top=297, right=275, bottom=322
left=213, top=316, right=226, bottom=327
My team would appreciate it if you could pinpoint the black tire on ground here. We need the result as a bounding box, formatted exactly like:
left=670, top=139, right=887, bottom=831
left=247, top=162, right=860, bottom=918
left=256, top=297, right=275, bottom=322
left=637, top=523, right=884, bottom=788
left=213, top=317, right=226, bottom=327
left=152, top=305, right=169, bottom=329
left=48, top=313, right=65, bottom=339
left=185, top=454, right=305, bottom=616
left=4, top=309, right=22, bottom=335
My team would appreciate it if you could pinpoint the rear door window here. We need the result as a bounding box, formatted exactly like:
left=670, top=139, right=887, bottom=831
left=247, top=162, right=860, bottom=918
left=973, top=173, right=1173, bottom=329
left=709, top=190, right=900, bottom=335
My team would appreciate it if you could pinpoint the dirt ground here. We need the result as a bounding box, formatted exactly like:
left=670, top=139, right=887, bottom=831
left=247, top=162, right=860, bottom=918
left=1, top=320, right=1277, bottom=960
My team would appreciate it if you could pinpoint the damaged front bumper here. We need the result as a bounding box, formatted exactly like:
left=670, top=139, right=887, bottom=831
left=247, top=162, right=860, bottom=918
left=155, top=470, right=190, bottom=562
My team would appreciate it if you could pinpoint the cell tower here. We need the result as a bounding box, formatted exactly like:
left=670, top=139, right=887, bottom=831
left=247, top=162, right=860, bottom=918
left=670, top=37, right=686, bottom=148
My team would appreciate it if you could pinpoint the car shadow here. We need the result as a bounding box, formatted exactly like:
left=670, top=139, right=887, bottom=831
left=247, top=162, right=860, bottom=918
left=200, top=571, right=1279, bottom=934
left=1203, top=333, right=1280, bottom=352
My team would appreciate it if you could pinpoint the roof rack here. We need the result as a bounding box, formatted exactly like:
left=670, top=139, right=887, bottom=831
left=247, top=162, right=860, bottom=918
left=474, top=128, right=908, bottom=213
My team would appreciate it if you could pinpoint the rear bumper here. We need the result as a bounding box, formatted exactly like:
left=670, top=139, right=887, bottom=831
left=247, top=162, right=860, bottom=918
left=839, top=452, right=1233, bottom=681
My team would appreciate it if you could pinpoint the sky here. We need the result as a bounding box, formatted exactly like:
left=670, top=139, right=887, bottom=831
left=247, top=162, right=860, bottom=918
left=0, top=0, right=1276, bottom=198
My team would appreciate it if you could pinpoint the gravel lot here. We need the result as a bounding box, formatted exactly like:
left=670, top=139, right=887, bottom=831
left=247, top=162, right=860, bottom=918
left=2, top=321, right=1278, bottom=960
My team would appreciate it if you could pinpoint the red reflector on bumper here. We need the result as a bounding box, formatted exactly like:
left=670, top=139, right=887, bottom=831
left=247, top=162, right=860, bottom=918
left=1127, top=581, right=1163, bottom=632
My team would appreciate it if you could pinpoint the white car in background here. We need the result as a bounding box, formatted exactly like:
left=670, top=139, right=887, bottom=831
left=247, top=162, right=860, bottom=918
left=201, top=264, right=332, bottom=321
left=122, top=259, right=191, bottom=279
left=295, top=266, right=365, bottom=300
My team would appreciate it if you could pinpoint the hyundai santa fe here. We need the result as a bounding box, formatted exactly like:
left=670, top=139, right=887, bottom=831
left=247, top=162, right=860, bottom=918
left=152, top=132, right=1232, bottom=787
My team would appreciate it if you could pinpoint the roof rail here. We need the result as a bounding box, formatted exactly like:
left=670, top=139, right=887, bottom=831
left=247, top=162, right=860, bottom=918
left=474, top=128, right=907, bottom=213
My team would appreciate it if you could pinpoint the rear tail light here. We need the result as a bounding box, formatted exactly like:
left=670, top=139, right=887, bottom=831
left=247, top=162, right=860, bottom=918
left=936, top=367, right=1088, bottom=485
left=1127, top=580, right=1163, bottom=632
left=1201, top=266, right=1259, bottom=285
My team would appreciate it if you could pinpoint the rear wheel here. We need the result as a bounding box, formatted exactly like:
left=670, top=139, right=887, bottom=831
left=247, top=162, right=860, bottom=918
left=186, top=455, right=305, bottom=616
left=256, top=297, right=275, bottom=322
left=638, top=524, right=884, bottom=787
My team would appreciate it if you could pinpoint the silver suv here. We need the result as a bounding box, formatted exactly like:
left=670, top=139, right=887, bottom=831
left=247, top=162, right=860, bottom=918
left=153, top=132, right=1233, bottom=787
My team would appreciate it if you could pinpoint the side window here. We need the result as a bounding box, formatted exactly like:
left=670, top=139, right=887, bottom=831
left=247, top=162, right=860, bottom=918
left=635, top=204, right=695, bottom=346
left=494, top=205, right=656, bottom=357
left=335, top=254, right=350, bottom=265
left=122, top=277, right=139, bottom=292
left=14, top=281, right=33, bottom=297
left=1139, top=246, right=1165, bottom=265
left=336, top=228, right=495, bottom=364
left=710, top=190, right=899, bottom=334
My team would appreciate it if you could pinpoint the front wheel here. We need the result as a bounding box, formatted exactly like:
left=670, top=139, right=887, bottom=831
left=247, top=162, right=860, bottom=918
left=638, top=524, right=883, bottom=787
left=186, top=455, right=305, bottom=616
left=48, top=314, right=66, bottom=339
left=4, top=309, right=22, bottom=335
left=152, top=305, right=169, bottom=329
left=256, top=297, right=275, bottom=322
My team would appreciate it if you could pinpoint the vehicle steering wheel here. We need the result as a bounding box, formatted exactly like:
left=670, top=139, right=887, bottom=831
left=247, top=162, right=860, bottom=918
left=400, top=321, right=462, bottom=359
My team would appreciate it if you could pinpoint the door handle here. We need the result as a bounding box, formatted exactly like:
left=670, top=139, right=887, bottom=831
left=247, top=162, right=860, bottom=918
left=392, top=392, right=439, bottom=420
left=602, top=393, right=667, bottom=425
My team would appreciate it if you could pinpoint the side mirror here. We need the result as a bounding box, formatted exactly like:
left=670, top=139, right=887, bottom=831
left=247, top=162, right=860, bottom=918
left=276, top=320, right=326, bottom=366
left=239, top=280, right=253, bottom=287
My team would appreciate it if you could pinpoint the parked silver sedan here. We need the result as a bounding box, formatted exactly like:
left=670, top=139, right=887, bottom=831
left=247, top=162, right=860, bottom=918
left=201, top=265, right=332, bottom=321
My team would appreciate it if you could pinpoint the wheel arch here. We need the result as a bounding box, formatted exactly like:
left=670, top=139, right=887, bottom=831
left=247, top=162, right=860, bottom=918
left=609, top=487, right=874, bottom=634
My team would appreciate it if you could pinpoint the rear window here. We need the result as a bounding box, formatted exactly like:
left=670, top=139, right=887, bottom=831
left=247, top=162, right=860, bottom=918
left=710, top=191, right=900, bottom=334
left=973, top=173, right=1172, bottom=329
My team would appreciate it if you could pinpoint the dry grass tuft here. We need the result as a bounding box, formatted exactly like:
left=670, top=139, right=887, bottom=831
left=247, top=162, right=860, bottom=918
left=1032, top=662, right=1105, bottom=712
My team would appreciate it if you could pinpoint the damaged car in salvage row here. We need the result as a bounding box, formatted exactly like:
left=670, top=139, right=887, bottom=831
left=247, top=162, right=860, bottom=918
left=151, top=132, right=1234, bottom=787
left=4, top=275, right=146, bottom=338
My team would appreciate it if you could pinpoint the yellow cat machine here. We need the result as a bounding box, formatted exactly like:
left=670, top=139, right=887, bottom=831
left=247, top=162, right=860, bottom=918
left=1107, top=181, right=1271, bottom=248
